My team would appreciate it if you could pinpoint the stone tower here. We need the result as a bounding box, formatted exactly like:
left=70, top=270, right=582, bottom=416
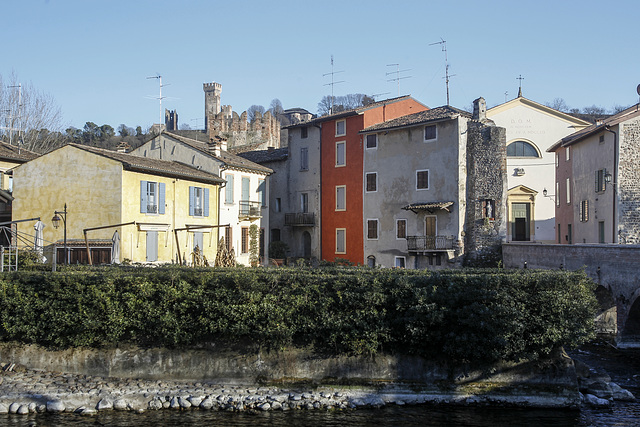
left=464, top=97, right=508, bottom=267
left=203, top=82, right=222, bottom=131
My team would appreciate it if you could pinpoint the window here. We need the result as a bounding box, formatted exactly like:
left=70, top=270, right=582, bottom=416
left=396, top=219, right=407, bottom=239
left=271, top=228, right=281, bottom=242
left=416, top=170, right=429, bottom=190
left=506, top=140, right=539, bottom=157
left=365, top=172, right=377, bottom=192
left=580, top=200, right=589, bottom=222
left=241, top=176, right=250, bottom=201
left=300, top=147, right=309, bottom=171
left=140, top=180, right=165, bottom=214
left=335, top=186, right=346, bottom=211
left=241, top=227, right=249, bottom=254
left=599, top=134, right=605, bottom=143
left=193, top=232, right=204, bottom=251
left=367, top=219, right=378, bottom=240
left=566, top=178, right=571, bottom=204
left=366, top=134, right=377, bottom=149
left=565, top=146, right=570, bottom=161
left=598, top=221, right=605, bottom=243
left=556, top=181, right=560, bottom=207
left=225, top=226, right=233, bottom=251
left=595, top=169, right=606, bottom=193
left=557, top=224, right=561, bottom=244
left=555, top=153, right=559, bottom=168
left=275, top=198, right=281, bottom=213
left=336, top=141, right=346, bottom=166
left=567, top=224, right=572, bottom=244
left=189, top=186, right=209, bottom=217
left=225, top=174, right=234, bottom=204
left=336, top=120, right=346, bottom=136
left=300, top=193, right=309, bottom=213
left=336, top=229, right=346, bottom=254
left=301, top=126, right=308, bottom=139
left=424, top=125, right=437, bottom=141
left=395, top=256, right=406, bottom=268
left=257, top=179, right=266, bottom=206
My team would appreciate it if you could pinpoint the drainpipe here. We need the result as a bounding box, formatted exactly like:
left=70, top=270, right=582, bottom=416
left=605, top=126, right=617, bottom=243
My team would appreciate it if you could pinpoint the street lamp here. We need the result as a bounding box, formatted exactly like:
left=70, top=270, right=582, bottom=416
left=52, top=204, right=67, bottom=264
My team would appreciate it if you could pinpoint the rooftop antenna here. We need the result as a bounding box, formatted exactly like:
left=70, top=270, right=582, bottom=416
left=505, top=91, right=509, bottom=102
left=323, top=55, right=345, bottom=114
left=429, top=38, right=455, bottom=105
left=372, top=92, right=391, bottom=100
left=386, top=64, right=412, bottom=97
left=0, top=84, right=23, bottom=146
left=190, top=117, right=204, bottom=141
left=516, top=74, right=524, bottom=97
left=146, top=74, right=170, bottom=127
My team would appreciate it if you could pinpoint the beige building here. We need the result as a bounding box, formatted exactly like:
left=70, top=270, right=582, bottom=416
left=12, top=144, right=223, bottom=264
left=487, top=94, right=590, bottom=243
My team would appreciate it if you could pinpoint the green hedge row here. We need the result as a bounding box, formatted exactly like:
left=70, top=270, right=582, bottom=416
left=0, top=266, right=598, bottom=366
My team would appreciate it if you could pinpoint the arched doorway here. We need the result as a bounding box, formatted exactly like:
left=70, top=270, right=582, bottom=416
left=302, top=231, right=311, bottom=258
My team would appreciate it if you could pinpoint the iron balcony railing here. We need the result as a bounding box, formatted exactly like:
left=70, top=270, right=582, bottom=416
left=146, top=204, right=158, bottom=214
left=239, top=201, right=262, bottom=219
left=407, top=235, right=455, bottom=252
left=284, top=212, right=315, bottom=226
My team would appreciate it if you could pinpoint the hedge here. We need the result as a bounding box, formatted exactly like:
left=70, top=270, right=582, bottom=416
left=0, top=266, right=598, bottom=367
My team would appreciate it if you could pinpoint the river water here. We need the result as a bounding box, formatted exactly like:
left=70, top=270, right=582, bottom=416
left=1, top=344, right=638, bottom=426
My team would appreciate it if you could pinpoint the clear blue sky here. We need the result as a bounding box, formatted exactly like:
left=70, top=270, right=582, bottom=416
left=3, top=0, right=639, bottom=131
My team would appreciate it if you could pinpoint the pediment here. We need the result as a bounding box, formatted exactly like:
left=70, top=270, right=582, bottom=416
left=508, top=184, right=538, bottom=195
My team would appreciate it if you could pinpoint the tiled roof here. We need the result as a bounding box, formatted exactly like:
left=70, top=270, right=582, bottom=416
left=313, top=95, right=426, bottom=123
left=548, top=104, right=640, bottom=152
left=68, top=144, right=225, bottom=185
left=238, top=148, right=288, bottom=164
left=164, top=131, right=272, bottom=174
left=361, top=106, right=471, bottom=133
left=0, top=143, right=39, bottom=163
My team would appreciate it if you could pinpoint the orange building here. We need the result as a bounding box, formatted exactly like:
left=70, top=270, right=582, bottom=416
left=318, top=96, right=428, bottom=264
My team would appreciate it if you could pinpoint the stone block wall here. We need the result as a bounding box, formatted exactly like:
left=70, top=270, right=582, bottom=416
left=619, top=119, right=640, bottom=244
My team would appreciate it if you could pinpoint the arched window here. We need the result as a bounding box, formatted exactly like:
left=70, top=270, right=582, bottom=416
left=507, top=140, right=540, bottom=157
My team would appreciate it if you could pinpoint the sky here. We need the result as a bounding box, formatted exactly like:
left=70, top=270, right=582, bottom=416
left=3, top=0, right=640, bottom=131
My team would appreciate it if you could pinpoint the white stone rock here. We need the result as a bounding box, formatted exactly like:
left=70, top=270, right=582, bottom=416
left=611, top=382, right=636, bottom=401
left=188, top=396, right=203, bottom=407
left=270, top=401, right=282, bottom=410
left=47, top=400, right=66, bottom=412
left=200, top=397, right=214, bottom=410
left=113, top=399, right=128, bottom=411
left=258, top=402, right=271, bottom=411
left=148, top=399, right=163, bottom=410
left=0, top=404, right=8, bottom=414
left=8, top=403, right=20, bottom=414
left=585, top=393, right=612, bottom=408
left=28, top=402, right=36, bottom=413
left=17, top=405, right=29, bottom=415
left=96, top=398, right=113, bottom=411
left=178, top=396, right=192, bottom=408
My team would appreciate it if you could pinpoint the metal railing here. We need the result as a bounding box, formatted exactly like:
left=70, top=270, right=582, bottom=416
left=239, top=201, right=262, bottom=219
left=284, top=212, right=315, bottom=226
left=146, top=204, right=158, bottom=214
left=407, top=235, right=455, bottom=251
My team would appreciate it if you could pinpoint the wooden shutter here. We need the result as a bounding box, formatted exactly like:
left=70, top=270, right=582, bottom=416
left=189, top=186, right=195, bottom=216
left=204, top=188, right=210, bottom=217
left=158, top=182, right=165, bottom=214
left=140, top=181, right=148, bottom=213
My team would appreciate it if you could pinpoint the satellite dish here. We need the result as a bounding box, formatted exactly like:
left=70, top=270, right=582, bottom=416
left=637, top=84, right=640, bottom=96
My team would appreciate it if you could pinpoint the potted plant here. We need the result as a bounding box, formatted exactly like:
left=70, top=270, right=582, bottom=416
left=269, top=241, right=289, bottom=266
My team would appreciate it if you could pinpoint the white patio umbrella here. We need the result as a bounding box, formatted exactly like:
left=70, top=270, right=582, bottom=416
left=34, top=220, right=46, bottom=261
left=111, top=230, right=120, bottom=264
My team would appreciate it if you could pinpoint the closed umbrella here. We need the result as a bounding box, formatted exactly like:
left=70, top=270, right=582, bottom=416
left=34, top=220, right=45, bottom=261
left=111, top=230, right=120, bottom=264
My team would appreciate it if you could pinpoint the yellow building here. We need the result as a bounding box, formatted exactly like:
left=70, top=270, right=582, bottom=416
left=0, top=142, right=39, bottom=228
left=12, top=144, right=223, bottom=265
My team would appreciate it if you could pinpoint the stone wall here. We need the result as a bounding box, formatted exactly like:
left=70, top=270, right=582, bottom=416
left=502, top=243, right=640, bottom=340
left=208, top=109, right=280, bottom=153
left=619, top=119, right=640, bottom=244
left=464, top=98, right=508, bottom=266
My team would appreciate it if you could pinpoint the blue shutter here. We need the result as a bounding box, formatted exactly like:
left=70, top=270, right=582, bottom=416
left=257, top=179, right=265, bottom=206
left=158, top=182, right=165, bottom=214
left=204, top=188, right=210, bottom=217
left=241, top=177, right=250, bottom=201
left=140, top=181, right=148, bottom=213
left=225, top=174, right=234, bottom=204
left=189, top=186, right=195, bottom=216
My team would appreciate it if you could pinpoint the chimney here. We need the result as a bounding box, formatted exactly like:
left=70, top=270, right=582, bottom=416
left=472, top=97, right=487, bottom=122
left=208, top=137, right=228, bottom=156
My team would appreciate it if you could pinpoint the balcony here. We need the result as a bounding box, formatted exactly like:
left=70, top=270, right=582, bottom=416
left=285, top=212, right=315, bottom=227
left=239, top=200, right=262, bottom=220
left=407, top=235, right=455, bottom=252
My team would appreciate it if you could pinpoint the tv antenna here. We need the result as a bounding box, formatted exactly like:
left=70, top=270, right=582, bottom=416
left=372, top=92, right=391, bottom=100
left=386, top=64, right=412, bottom=97
left=323, top=55, right=345, bottom=114
left=146, top=74, right=170, bottom=126
left=0, top=84, right=23, bottom=146
left=429, top=38, right=455, bottom=105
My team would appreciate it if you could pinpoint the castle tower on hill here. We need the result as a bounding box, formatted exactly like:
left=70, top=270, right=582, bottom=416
left=203, top=82, right=222, bottom=131
left=202, top=81, right=281, bottom=153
